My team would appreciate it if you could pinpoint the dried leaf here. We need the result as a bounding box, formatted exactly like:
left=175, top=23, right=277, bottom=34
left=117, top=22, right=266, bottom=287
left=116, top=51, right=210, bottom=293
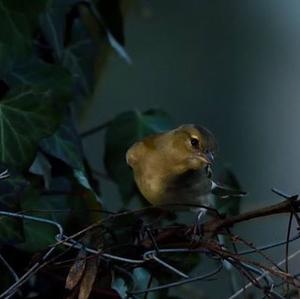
left=78, top=258, right=98, bottom=299
left=65, top=249, right=87, bottom=291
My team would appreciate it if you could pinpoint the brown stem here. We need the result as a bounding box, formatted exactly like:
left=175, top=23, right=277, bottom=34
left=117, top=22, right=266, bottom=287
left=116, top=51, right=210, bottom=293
left=204, top=197, right=300, bottom=235
left=140, top=198, right=300, bottom=249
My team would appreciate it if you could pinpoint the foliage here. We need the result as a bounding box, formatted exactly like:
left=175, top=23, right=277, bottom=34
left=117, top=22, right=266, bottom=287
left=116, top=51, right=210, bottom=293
left=0, top=0, right=129, bottom=297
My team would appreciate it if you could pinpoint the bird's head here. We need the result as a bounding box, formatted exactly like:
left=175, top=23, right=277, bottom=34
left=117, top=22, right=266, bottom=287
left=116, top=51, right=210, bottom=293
left=126, top=124, right=217, bottom=176
left=125, top=124, right=217, bottom=204
left=167, top=124, right=217, bottom=172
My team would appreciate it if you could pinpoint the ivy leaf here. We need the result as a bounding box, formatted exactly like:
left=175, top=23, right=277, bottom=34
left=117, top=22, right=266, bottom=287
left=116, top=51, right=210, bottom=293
left=18, top=189, right=69, bottom=252
left=0, top=0, right=48, bottom=74
left=0, top=4, right=30, bottom=73
left=63, top=44, right=93, bottom=96
left=112, top=277, right=127, bottom=299
left=0, top=168, right=29, bottom=210
left=0, top=168, right=28, bottom=244
left=39, top=113, right=102, bottom=215
left=85, top=0, right=131, bottom=64
left=0, top=87, right=69, bottom=170
left=39, top=0, right=80, bottom=60
left=97, top=0, right=131, bottom=64
left=104, top=109, right=173, bottom=202
left=73, top=169, right=102, bottom=206
left=40, top=116, right=84, bottom=171
left=0, top=216, right=24, bottom=245
left=29, top=151, right=52, bottom=189
left=1, top=0, right=49, bottom=23
left=96, top=0, right=124, bottom=46
left=5, top=58, right=71, bottom=95
left=133, top=268, right=151, bottom=290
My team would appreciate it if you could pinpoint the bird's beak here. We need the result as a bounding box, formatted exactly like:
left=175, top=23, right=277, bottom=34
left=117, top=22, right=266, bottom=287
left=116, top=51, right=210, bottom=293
left=199, top=151, right=214, bottom=164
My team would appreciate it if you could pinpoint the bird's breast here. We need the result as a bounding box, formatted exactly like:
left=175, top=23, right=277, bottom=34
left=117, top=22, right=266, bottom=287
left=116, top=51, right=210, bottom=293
left=135, top=168, right=212, bottom=208
left=165, top=169, right=212, bottom=207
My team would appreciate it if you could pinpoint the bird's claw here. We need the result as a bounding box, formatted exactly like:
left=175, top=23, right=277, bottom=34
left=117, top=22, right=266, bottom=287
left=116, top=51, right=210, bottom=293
left=186, top=208, right=207, bottom=244
left=0, top=169, right=9, bottom=180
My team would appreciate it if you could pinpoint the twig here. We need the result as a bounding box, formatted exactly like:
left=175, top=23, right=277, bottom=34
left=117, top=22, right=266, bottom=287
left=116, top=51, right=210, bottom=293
left=228, top=248, right=300, bottom=299
left=204, top=197, right=300, bottom=235
left=233, top=235, right=283, bottom=271
left=206, top=242, right=295, bottom=284
left=285, top=212, right=293, bottom=297
left=1, top=191, right=300, bottom=298
left=0, top=253, right=19, bottom=282
left=239, top=233, right=300, bottom=255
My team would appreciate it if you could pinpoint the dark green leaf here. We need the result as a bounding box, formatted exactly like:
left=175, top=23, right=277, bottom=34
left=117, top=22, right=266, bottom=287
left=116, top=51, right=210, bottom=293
left=5, top=58, right=71, bottom=94
left=0, top=5, right=30, bottom=72
left=18, top=188, right=69, bottom=252
left=104, top=109, right=173, bottom=202
left=0, top=168, right=29, bottom=244
left=95, top=0, right=124, bottom=45
left=0, top=216, right=24, bottom=245
left=112, top=277, right=127, bottom=298
left=39, top=0, right=80, bottom=60
left=86, top=0, right=131, bottom=63
left=0, top=87, right=69, bottom=170
left=62, top=39, right=95, bottom=96
left=133, top=267, right=151, bottom=290
left=1, top=0, right=49, bottom=22
left=29, top=152, right=52, bottom=189
left=0, top=0, right=48, bottom=74
left=40, top=116, right=84, bottom=170
left=38, top=116, right=102, bottom=216
left=0, top=168, right=28, bottom=210
left=18, top=180, right=101, bottom=251
left=73, top=169, right=101, bottom=201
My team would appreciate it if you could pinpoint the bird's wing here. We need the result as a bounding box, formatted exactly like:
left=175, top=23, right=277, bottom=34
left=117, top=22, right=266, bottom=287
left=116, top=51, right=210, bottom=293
left=211, top=181, right=247, bottom=198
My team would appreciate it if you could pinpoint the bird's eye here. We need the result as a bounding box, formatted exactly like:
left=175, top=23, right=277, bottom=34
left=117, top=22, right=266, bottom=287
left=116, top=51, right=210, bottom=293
left=190, top=138, right=199, bottom=148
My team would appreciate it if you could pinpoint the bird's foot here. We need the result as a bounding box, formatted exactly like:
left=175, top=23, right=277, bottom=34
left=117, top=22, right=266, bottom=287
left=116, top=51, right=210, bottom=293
left=190, top=224, right=203, bottom=243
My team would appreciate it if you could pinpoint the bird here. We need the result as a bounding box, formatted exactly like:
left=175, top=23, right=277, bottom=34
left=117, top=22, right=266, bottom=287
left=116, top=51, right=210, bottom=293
left=126, top=124, right=245, bottom=214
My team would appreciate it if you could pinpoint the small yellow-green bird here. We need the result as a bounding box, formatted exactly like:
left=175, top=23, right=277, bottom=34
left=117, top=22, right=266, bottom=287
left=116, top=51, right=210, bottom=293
left=126, top=124, right=244, bottom=211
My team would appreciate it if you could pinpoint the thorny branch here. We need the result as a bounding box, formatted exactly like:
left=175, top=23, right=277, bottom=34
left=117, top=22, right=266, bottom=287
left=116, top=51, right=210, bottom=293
left=1, top=188, right=300, bottom=298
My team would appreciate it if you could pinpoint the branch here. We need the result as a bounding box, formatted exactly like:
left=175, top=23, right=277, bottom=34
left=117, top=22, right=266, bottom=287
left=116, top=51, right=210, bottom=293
left=204, top=196, right=300, bottom=236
